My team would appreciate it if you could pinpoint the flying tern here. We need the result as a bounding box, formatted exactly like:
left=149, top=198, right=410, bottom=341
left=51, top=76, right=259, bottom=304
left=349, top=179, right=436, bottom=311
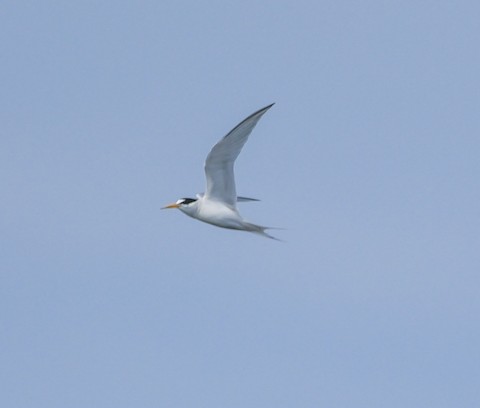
left=162, top=103, right=280, bottom=240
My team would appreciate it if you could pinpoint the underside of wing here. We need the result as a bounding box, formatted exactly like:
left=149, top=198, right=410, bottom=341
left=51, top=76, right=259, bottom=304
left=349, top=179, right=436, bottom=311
left=204, top=103, right=274, bottom=206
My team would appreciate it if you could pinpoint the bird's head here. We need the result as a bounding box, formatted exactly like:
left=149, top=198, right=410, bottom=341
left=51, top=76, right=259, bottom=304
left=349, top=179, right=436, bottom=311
left=162, top=198, right=198, bottom=215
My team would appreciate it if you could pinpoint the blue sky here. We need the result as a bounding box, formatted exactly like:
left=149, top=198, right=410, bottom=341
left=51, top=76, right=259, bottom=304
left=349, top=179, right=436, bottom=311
left=1, top=1, right=479, bottom=407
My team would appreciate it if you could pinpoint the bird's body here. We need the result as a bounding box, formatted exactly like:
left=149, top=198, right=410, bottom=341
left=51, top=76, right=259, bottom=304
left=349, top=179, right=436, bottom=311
left=181, top=197, right=246, bottom=230
left=163, top=103, right=279, bottom=240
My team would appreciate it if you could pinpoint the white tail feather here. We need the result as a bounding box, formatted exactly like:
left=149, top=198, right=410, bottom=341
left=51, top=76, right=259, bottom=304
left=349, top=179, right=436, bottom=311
left=242, top=222, right=283, bottom=241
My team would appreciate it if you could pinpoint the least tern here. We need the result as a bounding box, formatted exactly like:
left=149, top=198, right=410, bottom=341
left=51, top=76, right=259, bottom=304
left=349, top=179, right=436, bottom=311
left=162, top=103, right=279, bottom=240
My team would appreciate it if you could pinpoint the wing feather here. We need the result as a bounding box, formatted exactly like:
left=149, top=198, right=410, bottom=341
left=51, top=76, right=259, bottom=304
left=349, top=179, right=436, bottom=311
left=204, top=103, right=274, bottom=206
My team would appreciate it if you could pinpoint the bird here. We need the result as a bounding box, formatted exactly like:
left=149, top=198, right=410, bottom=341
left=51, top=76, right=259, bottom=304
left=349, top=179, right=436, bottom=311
left=162, top=103, right=280, bottom=240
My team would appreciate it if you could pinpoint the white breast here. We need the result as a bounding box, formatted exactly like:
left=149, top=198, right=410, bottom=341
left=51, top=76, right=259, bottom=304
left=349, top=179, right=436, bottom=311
left=195, top=199, right=245, bottom=230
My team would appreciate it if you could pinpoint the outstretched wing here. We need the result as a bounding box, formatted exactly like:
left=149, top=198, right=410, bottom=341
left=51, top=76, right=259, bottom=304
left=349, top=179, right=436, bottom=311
left=196, top=193, right=260, bottom=203
left=204, top=103, right=274, bottom=206
left=236, top=196, right=260, bottom=202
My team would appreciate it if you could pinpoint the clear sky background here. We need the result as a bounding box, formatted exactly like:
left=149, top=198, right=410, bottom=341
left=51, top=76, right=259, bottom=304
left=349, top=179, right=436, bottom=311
left=1, top=1, right=479, bottom=407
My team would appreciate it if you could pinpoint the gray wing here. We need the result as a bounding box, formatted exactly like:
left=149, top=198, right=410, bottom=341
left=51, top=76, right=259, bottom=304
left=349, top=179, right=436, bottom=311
left=204, top=103, right=274, bottom=206
left=236, top=196, right=260, bottom=202
left=196, top=193, right=260, bottom=202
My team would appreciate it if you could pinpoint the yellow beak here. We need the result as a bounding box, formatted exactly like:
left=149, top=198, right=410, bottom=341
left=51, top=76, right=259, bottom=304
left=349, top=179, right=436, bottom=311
left=161, top=203, right=180, bottom=209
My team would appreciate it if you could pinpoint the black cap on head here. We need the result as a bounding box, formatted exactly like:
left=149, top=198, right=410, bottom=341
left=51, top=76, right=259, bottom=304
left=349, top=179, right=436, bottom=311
left=178, top=198, right=197, bottom=205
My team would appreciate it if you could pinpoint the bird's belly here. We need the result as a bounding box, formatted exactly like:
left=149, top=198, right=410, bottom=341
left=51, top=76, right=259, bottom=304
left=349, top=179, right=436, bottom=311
left=196, top=203, right=244, bottom=230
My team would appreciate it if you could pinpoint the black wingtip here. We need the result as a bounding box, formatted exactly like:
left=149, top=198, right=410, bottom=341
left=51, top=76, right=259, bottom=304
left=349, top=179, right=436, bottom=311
left=249, top=103, right=275, bottom=118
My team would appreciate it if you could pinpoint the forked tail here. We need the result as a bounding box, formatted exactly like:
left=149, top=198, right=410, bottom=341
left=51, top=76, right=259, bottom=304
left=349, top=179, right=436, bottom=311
left=243, top=222, right=283, bottom=241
